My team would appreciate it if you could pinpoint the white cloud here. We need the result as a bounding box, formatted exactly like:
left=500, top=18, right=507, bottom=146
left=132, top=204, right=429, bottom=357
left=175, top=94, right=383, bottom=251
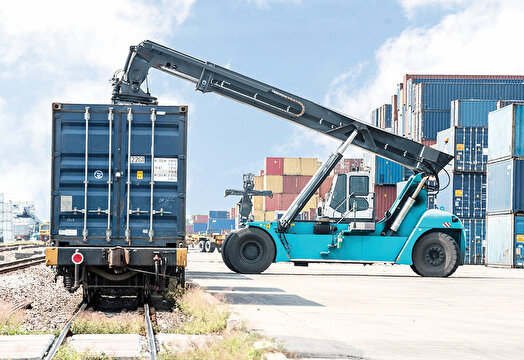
left=0, top=0, right=196, bottom=219
left=246, top=0, right=301, bottom=9
left=325, top=0, right=524, bottom=122
left=400, top=0, right=473, bottom=18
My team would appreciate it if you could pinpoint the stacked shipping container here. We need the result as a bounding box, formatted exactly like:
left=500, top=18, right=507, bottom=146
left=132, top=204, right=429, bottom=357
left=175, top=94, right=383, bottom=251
left=486, top=104, right=524, bottom=267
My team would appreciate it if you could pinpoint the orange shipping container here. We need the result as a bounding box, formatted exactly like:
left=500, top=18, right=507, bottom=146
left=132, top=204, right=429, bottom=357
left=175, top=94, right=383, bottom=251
left=374, top=184, right=396, bottom=220
left=319, top=176, right=334, bottom=200
left=264, top=194, right=283, bottom=211
left=254, top=175, right=264, bottom=190
left=264, top=175, right=283, bottom=194
left=253, top=196, right=264, bottom=210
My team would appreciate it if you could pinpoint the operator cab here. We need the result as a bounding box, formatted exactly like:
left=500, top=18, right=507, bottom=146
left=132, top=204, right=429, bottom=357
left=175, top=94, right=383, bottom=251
left=319, top=171, right=375, bottom=230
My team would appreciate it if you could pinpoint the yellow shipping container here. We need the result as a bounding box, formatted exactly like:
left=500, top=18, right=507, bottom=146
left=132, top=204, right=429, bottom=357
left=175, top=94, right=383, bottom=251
left=264, top=175, right=283, bottom=194
left=283, top=157, right=301, bottom=175
left=254, top=175, right=264, bottom=190
left=253, top=210, right=265, bottom=222
left=264, top=211, right=275, bottom=222
left=304, top=194, right=318, bottom=211
left=300, top=158, right=319, bottom=176
left=253, top=196, right=264, bottom=210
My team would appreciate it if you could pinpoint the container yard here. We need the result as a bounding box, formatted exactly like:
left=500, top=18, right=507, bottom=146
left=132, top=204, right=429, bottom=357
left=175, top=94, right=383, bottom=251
left=3, top=2, right=524, bottom=359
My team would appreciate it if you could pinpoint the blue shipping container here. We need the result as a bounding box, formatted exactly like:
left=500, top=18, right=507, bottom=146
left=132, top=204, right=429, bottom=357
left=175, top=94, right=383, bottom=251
left=487, top=158, right=524, bottom=214
left=209, top=210, right=228, bottom=219
left=193, top=222, right=208, bottom=233
left=436, top=172, right=486, bottom=218
left=486, top=214, right=524, bottom=267
left=51, top=103, right=187, bottom=246
left=437, top=127, right=488, bottom=172
left=208, top=218, right=235, bottom=233
left=461, top=218, right=485, bottom=265
left=375, top=156, right=404, bottom=184
left=420, top=83, right=524, bottom=111
left=450, top=99, right=497, bottom=127
left=487, top=104, right=524, bottom=161
left=419, top=111, right=450, bottom=140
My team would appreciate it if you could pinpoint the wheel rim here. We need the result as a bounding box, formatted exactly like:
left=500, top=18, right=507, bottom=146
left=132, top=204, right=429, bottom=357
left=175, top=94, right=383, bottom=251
left=240, top=240, right=262, bottom=263
left=424, top=244, right=445, bottom=267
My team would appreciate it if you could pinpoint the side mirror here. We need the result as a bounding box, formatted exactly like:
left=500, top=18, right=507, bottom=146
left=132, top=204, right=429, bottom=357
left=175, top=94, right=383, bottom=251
left=317, top=207, right=322, bottom=216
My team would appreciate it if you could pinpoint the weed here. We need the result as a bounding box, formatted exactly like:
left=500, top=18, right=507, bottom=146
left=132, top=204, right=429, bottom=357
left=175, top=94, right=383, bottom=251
left=53, top=345, right=117, bottom=360
left=170, top=286, right=230, bottom=334
left=70, top=312, right=145, bottom=335
left=157, top=331, right=264, bottom=360
left=0, top=302, right=26, bottom=335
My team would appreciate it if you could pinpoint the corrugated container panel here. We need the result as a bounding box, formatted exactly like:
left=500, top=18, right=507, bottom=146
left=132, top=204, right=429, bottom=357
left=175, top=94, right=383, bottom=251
left=488, top=104, right=524, bottom=161
left=497, top=100, right=524, bottom=109
left=371, top=108, right=378, bottom=126
left=462, top=218, right=485, bottom=265
left=193, top=222, right=207, bottom=233
left=264, top=194, right=283, bottom=211
left=264, top=175, right=283, bottom=194
left=451, top=99, right=497, bottom=127
left=209, top=210, right=228, bottom=219
left=368, top=156, right=404, bottom=185
left=252, top=210, right=264, bottom=222
left=208, top=218, right=235, bottom=233
left=51, top=103, right=187, bottom=246
left=308, top=208, right=317, bottom=221
left=264, top=211, right=275, bottom=222
left=419, top=111, right=451, bottom=141
left=300, top=158, right=319, bottom=176
left=487, top=158, right=524, bottom=214
left=253, top=196, right=263, bottom=210
left=437, top=127, right=488, bottom=172
left=229, top=207, right=236, bottom=219
left=282, top=176, right=312, bottom=194
left=304, top=195, right=318, bottom=212
left=374, top=185, right=396, bottom=220
left=282, top=193, right=295, bottom=209
left=185, top=225, right=193, bottom=234
left=319, top=176, right=333, bottom=200
left=486, top=213, right=524, bottom=267
left=254, top=176, right=264, bottom=191
left=436, top=172, right=486, bottom=218
left=283, top=158, right=301, bottom=175
left=420, top=82, right=524, bottom=111
left=427, top=193, right=436, bottom=209
left=193, top=215, right=208, bottom=224
left=421, top=140, right=437, bottom=147
left=265, top=157, right=283, bottom=175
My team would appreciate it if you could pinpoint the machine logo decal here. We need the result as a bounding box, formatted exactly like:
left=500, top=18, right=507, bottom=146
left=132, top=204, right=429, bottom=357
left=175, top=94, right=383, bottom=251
left=94, top=170, right=103, bottom=179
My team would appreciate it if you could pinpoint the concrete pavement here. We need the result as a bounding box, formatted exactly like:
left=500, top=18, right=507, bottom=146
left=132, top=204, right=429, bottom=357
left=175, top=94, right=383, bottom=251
left=187, top=250, right=524, bottom=360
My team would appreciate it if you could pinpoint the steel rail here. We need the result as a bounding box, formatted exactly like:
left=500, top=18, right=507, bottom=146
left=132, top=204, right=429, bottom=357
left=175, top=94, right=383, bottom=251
left=0, top=255, right=45, bottom=274
left=44, top=301, right=88, bottom=360
left=144, top=301, right=157, bottom=359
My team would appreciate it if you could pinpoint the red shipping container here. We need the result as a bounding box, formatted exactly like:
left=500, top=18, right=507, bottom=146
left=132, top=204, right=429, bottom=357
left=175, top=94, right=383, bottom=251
left=374, top=184, right=397, bottom=220
left=282, top=193, right=296, bottom=209
left=309, top=207, right=317, bottom=221
left=229, top=207, right=236, bottom=219
left=265, top=157, right=283, bottom=175
left=421, top=140, right=436, bottom=147
left=185, top=225, right=193, bottom=234
left=318, top=176, right=334, bottom=199
left=283, top=175, right=312, bottom=193
left=193, top=215, right=208, bottom=223
left=259, top=170, right=265, bottom=176
left=264, top=194, right=283, bottom=211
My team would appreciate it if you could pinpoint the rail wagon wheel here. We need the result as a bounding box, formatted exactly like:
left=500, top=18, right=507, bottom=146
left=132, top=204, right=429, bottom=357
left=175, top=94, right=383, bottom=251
left=411, top=232, right=460, bottom=277
left=225, top=227, right=275, bottom=274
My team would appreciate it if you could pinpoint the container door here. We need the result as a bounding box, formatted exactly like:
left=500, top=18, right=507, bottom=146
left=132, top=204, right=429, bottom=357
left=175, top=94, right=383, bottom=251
left=119, top=107, right=186, bottom=246
left=515, top=215, right=524, bottom=267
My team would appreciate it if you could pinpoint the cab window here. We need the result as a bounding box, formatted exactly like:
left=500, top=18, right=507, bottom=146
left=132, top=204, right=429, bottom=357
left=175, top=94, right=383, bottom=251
left=349, top=175, right=369, bottom=196
left=330, top=174, right=347, bottom=213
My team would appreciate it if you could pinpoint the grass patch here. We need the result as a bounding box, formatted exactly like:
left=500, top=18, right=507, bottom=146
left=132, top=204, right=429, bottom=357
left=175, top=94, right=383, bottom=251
left=166, top=286, right=230, bottom=334
left=53, top=345, right=116, bottom=360
left=70, top=312, right=145, bottom=335
left=158, top=331, right=264, bottom=360
left=0, top=303, right=27, bottom=335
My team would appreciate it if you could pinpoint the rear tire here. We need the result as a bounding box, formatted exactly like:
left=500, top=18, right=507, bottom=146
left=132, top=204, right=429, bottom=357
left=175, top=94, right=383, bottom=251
left=205, top=241, right=216, bottom=253
left=221, top=233, right=239, bottom=272
left=198, top=240, right=207, bottom=252
left=411, top=232, right=460, bottom=277
left=225, top=227, right=275, bottom=274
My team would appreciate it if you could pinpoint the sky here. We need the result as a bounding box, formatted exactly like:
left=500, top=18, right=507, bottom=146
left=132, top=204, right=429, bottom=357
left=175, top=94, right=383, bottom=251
left=0, top=0, right=523, bottom=220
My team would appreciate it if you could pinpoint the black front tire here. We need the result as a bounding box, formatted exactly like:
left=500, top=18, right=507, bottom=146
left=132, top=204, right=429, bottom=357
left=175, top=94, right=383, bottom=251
left=411, top=232, right=460, bottom=277
left=221, top=233, right=239, bottom=272
left=225, top=227, right=275, bottom=274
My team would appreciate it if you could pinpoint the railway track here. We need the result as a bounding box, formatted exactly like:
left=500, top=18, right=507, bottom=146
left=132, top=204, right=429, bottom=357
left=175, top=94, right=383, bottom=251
left=0, top=244, right=43, bottom=253
left=0, top=255, right=45, bottom=274
left=44, top=299, right=159, bottom=359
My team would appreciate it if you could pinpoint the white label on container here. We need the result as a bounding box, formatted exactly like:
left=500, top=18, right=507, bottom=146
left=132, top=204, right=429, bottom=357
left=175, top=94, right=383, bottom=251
left=59, top=229, right=77, bottom=236
left=154, top=158, right=178, bottom=182
left=142, top=229, right=148, bottom=234
left=482, top=148, right=488, bottom=155
left=60, top=196, right=73, bottom=212
left=130, top=156, right=146, bottom=164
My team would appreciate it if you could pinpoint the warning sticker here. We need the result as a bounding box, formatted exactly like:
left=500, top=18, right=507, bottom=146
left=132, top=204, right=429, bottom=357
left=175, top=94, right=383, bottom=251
left=154, top=158, right=178, bottom=182
left=60, top=195, right=73, bottom=212
left=137, top=171, right=143, bottom=180
left=455, top=189, right=463, bottom=197
left=456, top=144, right=464, bottom=151
left=517, top=234, right=524, bottom=243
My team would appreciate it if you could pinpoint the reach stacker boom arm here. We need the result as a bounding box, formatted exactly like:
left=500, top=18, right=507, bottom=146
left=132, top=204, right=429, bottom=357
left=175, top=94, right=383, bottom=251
left=112, top=40, right=465, bottom=277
